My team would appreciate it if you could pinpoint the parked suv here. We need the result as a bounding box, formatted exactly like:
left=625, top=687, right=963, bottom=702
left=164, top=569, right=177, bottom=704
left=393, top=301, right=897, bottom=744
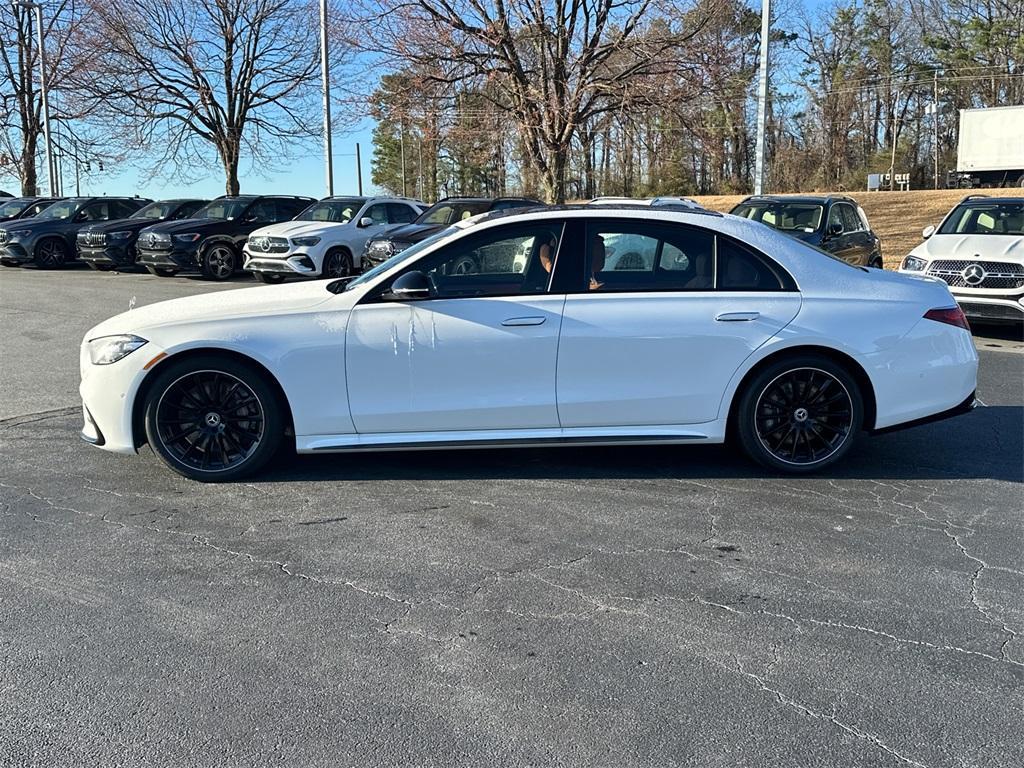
left=361, top=196, right=544, bottom=269
left=899, top=195, right=1024, bottom=324
left=77, top=198, right=209, bottom=271
left=0, top=197, right=150, bottom=268
left=243, top=196, right=425, bottom=283
left=0, top=196, right=60, bottom=222
left=731, top=194, right=882, bottom=268
left=136, top=194, right=314, bottom=280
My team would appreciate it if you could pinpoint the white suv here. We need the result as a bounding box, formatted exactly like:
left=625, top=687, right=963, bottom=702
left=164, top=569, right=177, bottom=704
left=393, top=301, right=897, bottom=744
left=899, top=195, right=1024, bottom=324
left=243, top=196, right=425, bottom=283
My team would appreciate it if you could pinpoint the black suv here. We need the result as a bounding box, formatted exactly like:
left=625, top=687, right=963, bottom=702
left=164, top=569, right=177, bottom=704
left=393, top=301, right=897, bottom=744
left=136, top=194, right=314, bottom=280
left=0, top=197, right=150, bottom=268
left=0, top=196, right=60, bottom=222
left=77, top=198, right=209, bottom=271
left=361, top=196, right=544, bottom=269
left=730, top=195, right=883, bottom=268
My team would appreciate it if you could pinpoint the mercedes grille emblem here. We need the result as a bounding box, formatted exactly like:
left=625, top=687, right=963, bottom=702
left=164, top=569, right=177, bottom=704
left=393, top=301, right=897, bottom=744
left=962, top=263, right=986, bottom=286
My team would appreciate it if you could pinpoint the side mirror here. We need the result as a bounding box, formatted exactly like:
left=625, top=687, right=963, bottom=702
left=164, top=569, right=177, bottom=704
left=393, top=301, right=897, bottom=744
left=922, top=225, right=935, bottom=239
left=827, top=221, right=843, bottom=237
left=73, top=211, right=88, bottom=222
left=383, top=270, right=432, bottom=301
left=358, top=216, right=375, bottom=228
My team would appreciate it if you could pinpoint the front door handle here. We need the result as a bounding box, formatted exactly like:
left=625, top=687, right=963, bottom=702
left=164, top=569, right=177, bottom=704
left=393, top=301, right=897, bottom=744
left=715, top=311, right=760, bottom=322
left=501, top=316, right=546, bottom=326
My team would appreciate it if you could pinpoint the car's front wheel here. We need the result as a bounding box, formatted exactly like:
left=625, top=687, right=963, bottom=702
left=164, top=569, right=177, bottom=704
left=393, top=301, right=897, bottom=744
left=735, top=355, right=863, bottom=473
left=201, top=243, right=237, bottom=281
left=322, top=248, right=353, bottom=278
left=34, top=237, right=69, bottom=268
left=143, top=355, right=285, bottom=481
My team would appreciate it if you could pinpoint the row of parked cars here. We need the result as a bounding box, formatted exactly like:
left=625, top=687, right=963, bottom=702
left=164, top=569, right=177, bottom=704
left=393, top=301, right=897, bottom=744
left=1, top=189, right=1020, bottom=323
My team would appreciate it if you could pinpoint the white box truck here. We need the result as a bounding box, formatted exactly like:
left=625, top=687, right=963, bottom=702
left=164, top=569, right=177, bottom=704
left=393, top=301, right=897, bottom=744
left=949, top=105, right=1024, bottom=188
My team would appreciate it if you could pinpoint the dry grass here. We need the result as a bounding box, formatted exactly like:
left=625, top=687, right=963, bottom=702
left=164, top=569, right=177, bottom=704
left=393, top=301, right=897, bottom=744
left=692, top=189, right=990, bottom=269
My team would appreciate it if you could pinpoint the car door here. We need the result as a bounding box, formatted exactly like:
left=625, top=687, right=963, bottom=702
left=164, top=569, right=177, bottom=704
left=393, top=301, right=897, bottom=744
left=822, top=204, right=858, bottom=263
left=347, top=202, right=393, bottom=259
left=556, top=220, right=802, bottom=427
left=838, top=203, right=872, bottom=265
left=346, top=220, right=567, bottom=434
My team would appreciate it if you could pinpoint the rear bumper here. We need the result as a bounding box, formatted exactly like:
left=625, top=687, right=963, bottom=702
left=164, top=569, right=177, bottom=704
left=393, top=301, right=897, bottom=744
left=871, top=391, right=977, bottom=435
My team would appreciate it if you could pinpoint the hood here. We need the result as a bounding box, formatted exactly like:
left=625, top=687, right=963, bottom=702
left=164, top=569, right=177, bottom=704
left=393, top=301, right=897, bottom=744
left=374, top=222, right=442, bottom=244
left=86, top=280, right=338, bottom=340
left=911, top=233, right=1024, bottom=263
left=0, top=216, right=73, bottom=234
left=249, top=220, right=348, bottom=238
left=143, top=217, right=228, bottom=236
left=80, top=217, right=159, bottom=235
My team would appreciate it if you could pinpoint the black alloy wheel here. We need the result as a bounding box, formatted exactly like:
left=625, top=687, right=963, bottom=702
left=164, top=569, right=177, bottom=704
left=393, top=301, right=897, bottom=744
left=34, top=238, right=68, bottom=268
left=322, top=248, right=352, bottom=278
left=736, top=356, right=863, bottom=473
left=202, top=244, right=237, bottom=281
left=144, top=356, right=284, bottom=481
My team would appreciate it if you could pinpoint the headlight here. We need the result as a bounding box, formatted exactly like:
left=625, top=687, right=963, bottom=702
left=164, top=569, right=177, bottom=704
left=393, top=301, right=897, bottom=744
left=173, top=233, right=201, bottom=243
left=9, top=229, right=31, bottom=238
left=902, top=255, right=928, bottom=271
left=291, top=236, right=321, bottom=247
left=87, top=334, right=148, bottom=365
left=109, top=231, right=132, bottom=240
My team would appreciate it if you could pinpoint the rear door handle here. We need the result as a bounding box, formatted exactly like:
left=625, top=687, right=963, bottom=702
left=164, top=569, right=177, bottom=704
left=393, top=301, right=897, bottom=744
left=715, top=311, right=760, bottom=322
left=502, top=316, right=546, bottom=326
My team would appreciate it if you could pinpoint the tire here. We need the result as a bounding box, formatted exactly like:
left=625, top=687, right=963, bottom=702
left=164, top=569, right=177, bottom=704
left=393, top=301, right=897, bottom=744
left=1017, top=174, right=1024, bottom=188
left=201, top=243, right=237, bottom=281
left=254, top=272, right=286, bottom=284
left=734, top=354, right=864, bottom=473
left=33, top=237, right=69, bottom=268
left=321, top=248, right=353, bottom=278
left=869, top=256, right=883, bottom=270
left=143, top=354, right=285, bottom=482
left=145, top=266, right=178, bottom=277
left=0, top=260, right=20, bottom=268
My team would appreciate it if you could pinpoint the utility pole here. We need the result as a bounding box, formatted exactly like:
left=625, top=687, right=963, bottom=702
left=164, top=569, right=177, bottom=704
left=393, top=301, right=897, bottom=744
left=400, top=121, right=407, bottom=198
left=355, top=142, right=363, bottom=195
left=319, top=0, right=334, bottom=196
left=753, top=0, right=770, bottom=195
left=933, top=71, right=940, bottom=190
left=14, top=1, right=55, bottom=196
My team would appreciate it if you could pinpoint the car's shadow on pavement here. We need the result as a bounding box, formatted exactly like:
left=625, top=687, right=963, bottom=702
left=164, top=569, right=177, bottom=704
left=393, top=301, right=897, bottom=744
left=251, top=405, right=1023, bottom=485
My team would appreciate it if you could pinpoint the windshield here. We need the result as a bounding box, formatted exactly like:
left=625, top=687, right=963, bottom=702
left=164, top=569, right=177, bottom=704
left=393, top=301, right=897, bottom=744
left=938, top=202, right=1024, bottom=235
left=131, top=201, right=178, bottom=220
left=35, top=199, right=85, bottom=220
left=0, top=199, right=30, bottom=217
left=417, top=201, right=490, bottom=226
left=195, top=199, right=251, bottom=220
left=342, top=228, right=458, bottom=292
left=296, top=198, right=364, bottom=223
left=732, top=202, right=824, bottom=233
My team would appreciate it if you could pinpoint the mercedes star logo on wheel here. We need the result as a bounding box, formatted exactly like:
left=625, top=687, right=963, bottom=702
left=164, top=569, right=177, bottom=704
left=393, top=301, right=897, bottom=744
left=962, top=263, right=986, bottom=286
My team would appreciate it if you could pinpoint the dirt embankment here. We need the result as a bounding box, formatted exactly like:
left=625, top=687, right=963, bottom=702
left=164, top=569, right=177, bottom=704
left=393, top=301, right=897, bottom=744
left=694, top=189, right=990, bottom=269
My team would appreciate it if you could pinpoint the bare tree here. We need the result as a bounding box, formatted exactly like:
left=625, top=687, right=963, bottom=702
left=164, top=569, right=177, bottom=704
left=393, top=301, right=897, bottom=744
left=0, top=0, right=84, bottom=195
left=75, top=0, right=330, bottom=194
left=361, top=0, right=704, bottom=203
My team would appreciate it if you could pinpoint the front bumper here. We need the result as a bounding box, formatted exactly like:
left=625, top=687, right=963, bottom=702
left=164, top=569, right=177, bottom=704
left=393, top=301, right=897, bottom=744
left=0, top=241, right=33, bottom=263
left=243, top=249, right=319, bottom=277
left=79, top=340, right=166, bottom=455
left=137, top=244, right=199, bottom=270
left=954, top=294, right=1024, bottom=324
left=78, top=242, right=134, bottom=266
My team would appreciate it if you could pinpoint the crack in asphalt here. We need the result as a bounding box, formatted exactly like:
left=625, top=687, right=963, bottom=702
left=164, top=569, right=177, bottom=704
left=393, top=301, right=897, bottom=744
left=733, top=657, right=930, bottom=767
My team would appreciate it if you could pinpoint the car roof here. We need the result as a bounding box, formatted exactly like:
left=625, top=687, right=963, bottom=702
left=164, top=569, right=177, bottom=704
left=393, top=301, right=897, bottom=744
left=953, top=194, right=1024, bottom=205
left=737, top=194, right=858, bottom=205
left=213, top=194, right=315, bottom=201
left=475, top=203, right=722, bottom=225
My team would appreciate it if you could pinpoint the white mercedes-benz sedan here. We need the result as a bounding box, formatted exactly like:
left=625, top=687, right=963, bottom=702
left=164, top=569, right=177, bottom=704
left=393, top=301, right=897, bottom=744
left=79, top=204, right=979, bottom=481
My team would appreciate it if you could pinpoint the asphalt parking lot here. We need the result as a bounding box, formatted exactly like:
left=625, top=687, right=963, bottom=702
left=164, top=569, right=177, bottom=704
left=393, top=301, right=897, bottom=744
left=1, top=264, right=1022, bottom=767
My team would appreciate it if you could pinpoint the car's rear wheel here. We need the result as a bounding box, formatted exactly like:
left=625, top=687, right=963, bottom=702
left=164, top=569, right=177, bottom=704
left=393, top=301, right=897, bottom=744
left=201, top=244, right=237, bottom=281
left=322, top=248, right=352, bottom=278
left=146, top=266, right=178, bottom=277
left=144, top=355, right=285, bottom=482
left=253, top=272, right=286, bottom=284
left=34, top=238, right=68, bottom=268
left=735, top=355, right=863, bottom=473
